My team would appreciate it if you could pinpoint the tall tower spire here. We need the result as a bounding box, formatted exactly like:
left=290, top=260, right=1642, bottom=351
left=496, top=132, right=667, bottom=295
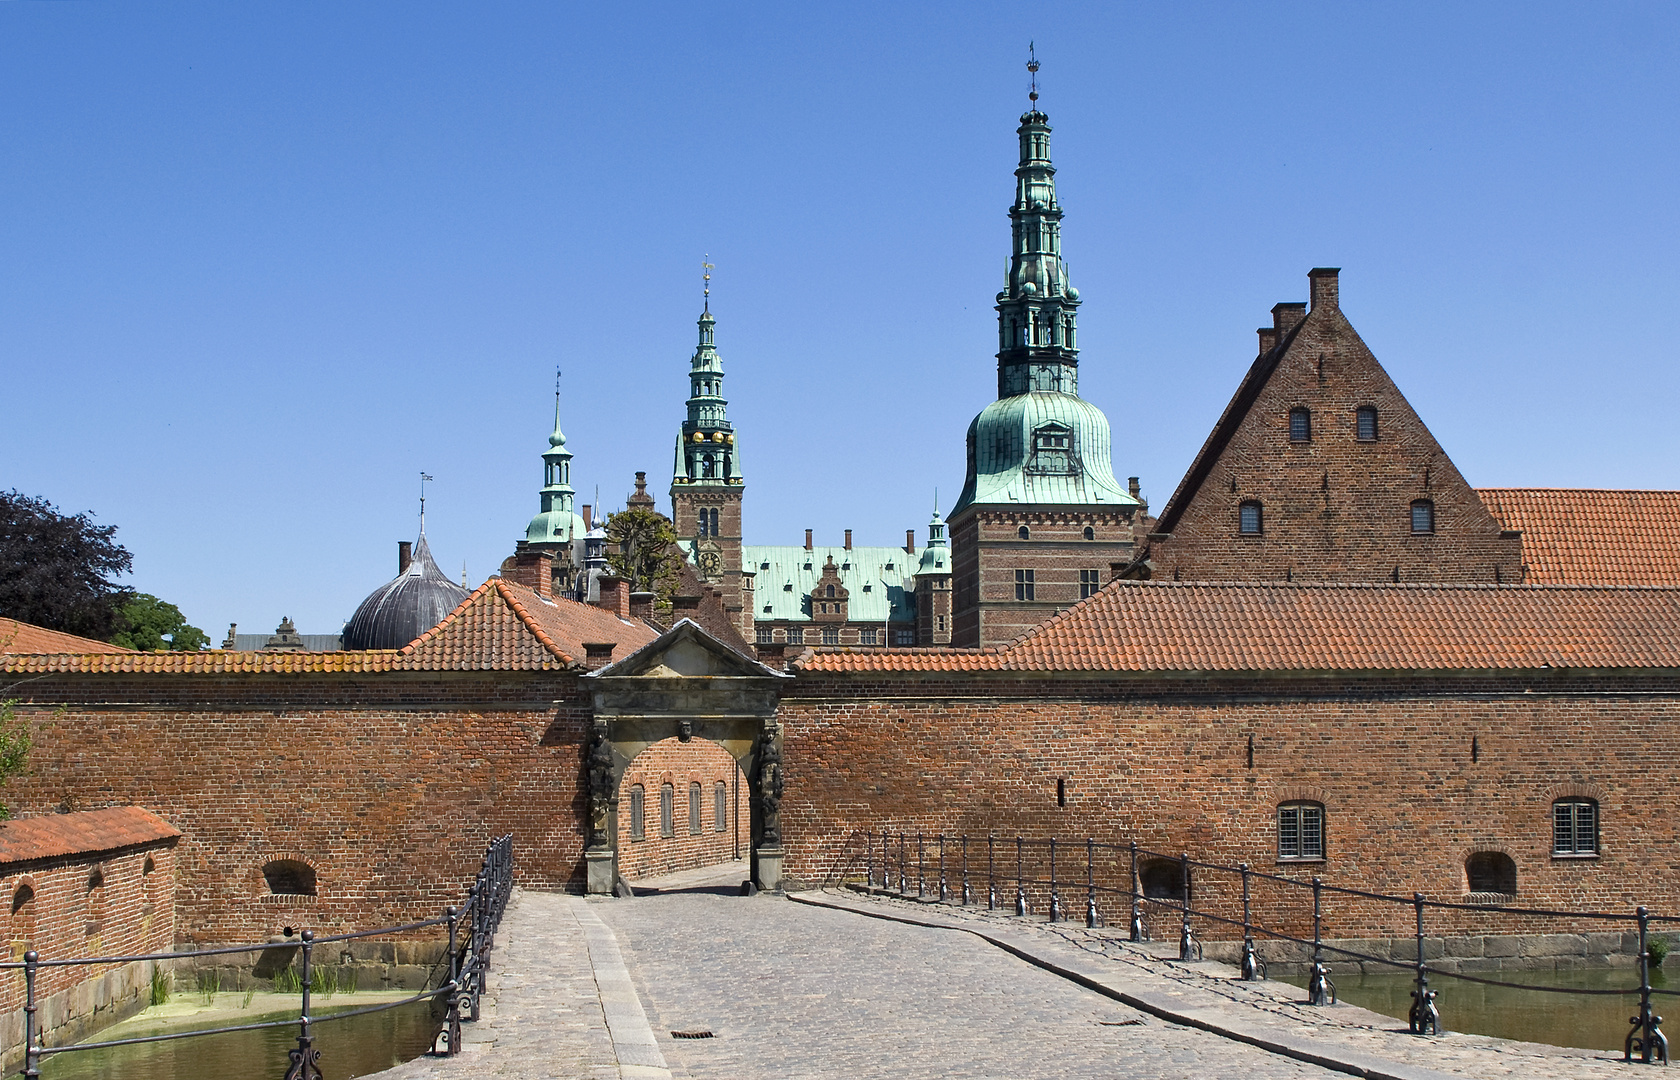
left=525, top=372, right=582, bottom=547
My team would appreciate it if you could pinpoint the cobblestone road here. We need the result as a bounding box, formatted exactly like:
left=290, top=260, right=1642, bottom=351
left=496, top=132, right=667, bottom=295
left=597, top=889, right=1340, bottom=1079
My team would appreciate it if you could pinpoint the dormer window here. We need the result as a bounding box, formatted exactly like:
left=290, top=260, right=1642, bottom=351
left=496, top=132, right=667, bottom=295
left=1026, top=423, right=1075, bottom=474
left=783, top=584, right=793, bottom=592
left=1357, top=406, right=1379, bottom=441
left=1289, top=407, right=1311, bottom=442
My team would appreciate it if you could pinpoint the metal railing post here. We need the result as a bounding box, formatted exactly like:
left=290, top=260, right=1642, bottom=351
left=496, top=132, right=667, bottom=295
left=1085, top=838, right=1098, bottom=928
left=1048, top=838, right=1061, bottom=922
left=1626, top=905, right=1669, bottom=1063
left=1015, top=836, right=1027, bottom=916
left=22, top=950, right=39, bottom=1080
left=1178, top=853, right=1197, bottom=960
left=285, top=930, right=322, bottom=1079
left=987, top=834, right=997, bottom=910
left=938, top=834, right=948, bottom=902
left=917, top=832, right=925, bottom=898
left=1307, top=879, right=1334, bottom=1006
left=1408, top=892, right=1436, bottom=1033
left=470, top=881, right=486, bottom=1021
left=961, top=835, right=972, bottom=906
left=899, top=832, right=907, bottom=895
left=444, top=904, right=462, bottom=1056
left=1129, top=840, right=1143, bottom=942
left=1240, top=863, right=1263, bottom=980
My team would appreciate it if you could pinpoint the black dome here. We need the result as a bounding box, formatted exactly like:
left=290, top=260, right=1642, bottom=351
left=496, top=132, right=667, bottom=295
left=342, top=533, right=471, bottom=651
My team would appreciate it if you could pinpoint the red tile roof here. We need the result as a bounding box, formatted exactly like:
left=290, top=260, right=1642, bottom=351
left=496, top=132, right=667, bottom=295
left=0, top=580, right=659, bottom=675
left=0, top=807, right=179, bottom=866
left=0, top=619, right=129, bottom=655
left=1479, top=489, right=1680, bottom=587
left=800, top=581, right=1680, bottom=674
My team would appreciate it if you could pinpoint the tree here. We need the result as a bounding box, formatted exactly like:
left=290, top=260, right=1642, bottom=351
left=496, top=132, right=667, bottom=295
left=0, top=490, right=132, bottom=640
left=0, top=700, right=30, bottom=821
left=604, top=506, right=682, bottom=605
left=112, top=593, right=209, bottom=652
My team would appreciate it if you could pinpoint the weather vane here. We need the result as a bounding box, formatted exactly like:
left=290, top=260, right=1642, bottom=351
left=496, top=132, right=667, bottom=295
left=1028, top=41, right=1039, bottom=105
left=420, top=471, right=434, bottom=529
left=702, top=255, right=714, bottom=312
left=555, top=365, right=562, bottom=405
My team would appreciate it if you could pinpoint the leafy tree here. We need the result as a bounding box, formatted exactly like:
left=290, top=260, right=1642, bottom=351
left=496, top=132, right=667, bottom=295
left=604, top=506, right=682, bottom=605
left=0, top=700, right=30, bottom=821
left=112, top=593, right=209, bottom=652
left=0, top=490, right=132, bottom=640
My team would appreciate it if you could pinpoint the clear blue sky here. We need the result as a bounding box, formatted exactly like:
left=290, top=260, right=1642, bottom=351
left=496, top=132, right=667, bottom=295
left=5, top=2, right=1677, bottom=637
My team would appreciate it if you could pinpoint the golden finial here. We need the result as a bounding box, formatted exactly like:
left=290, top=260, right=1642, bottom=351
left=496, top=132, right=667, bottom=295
left=702, top=255, right=714, bottom=312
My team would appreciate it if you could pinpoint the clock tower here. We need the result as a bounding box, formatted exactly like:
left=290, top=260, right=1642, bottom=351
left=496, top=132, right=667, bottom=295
left=669, top=281, right=748, bottom=635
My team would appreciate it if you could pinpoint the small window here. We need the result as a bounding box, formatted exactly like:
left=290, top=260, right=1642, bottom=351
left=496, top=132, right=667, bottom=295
left=1278, top=803, right=1325, bottom=860
left=860, top=628, right=878, bottom=645
left=1290, top=407, right=1311, bottom=442
left=660, top=784, right=675, bottom=837
left=936, top=615, right=945, bottom=631
left=822, top=626, right=839, bottom=645
left=756, top=627, right=773, bottom=644
left=262, top=859, right=318, bottom=896
left=1239, top=501, right=1263, bottom=535
left=629, top=785, right=646, bottom=840
left=715, top=782, right=728, bottom=832
left=1082, top=526, right=1095, bottom=541
left=1018, top=526, right=1030, bottom=540
left=892, top=629, right=915, bottom=646
left=760, top=562, right=770, bottom=570
left=825, top=585, right=835, bottom=597
left=1553, top=799, right=1598, bottom=856
left=1466, top=851, right=1517, bottom=894
left=1079, top=569, right=1101, bottom=599
left=786, top=627, right=804, bottom=644
left=1015, top=569, right=1035, bottom=601
left=689, top=782, right=703, bottom=835
left=783, top=583, right=793, bottom=592
left=862, top=583, right=872, bottom=592
left=885, top=561, right=894, bottom=571
left=1357, top=406, right=1379, bottom=441
left=1411, top=499, right=1435, bottom=534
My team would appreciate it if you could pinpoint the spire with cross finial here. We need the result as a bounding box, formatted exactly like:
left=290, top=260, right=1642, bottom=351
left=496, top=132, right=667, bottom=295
left=524, top=369, right=582, bottom=548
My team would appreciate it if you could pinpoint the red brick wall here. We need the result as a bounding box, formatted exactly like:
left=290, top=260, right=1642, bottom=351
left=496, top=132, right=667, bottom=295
left=5, top=671, right=589, bottom=944
left=615, top=737, right=745, bottom=881
left=951, top=508, right=1136, bottom=646
left=776, top=669, right=1680, bottom=938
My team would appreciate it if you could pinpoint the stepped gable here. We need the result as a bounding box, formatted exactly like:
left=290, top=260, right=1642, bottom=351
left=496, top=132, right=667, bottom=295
left=1479, top=488, right=1680, bottom=586
left=0, top=806, right=179, bottom=865
left=0, top=618, right=130, bottom=655
left=0, top=579, right=659, bottom=675
left=799, top=579, right=1680, bottom=674
left=663, top=554, right=753, bottom=656
left=1146, top=269, right=1520, bottom=584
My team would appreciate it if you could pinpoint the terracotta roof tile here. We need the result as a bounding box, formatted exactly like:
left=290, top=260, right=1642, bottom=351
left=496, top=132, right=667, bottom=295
left=795, top=647, right=1004, bottom=673
left=0, top=619, right=129, bottom=655
left=0, top=807, right=179, bottom=866
left=1479, top=489, right=1680, bottom=586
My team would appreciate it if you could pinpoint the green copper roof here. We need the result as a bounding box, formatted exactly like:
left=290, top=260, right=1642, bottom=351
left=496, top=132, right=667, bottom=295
left=743, top=545, right=919, bottom=625
left=671, top=304, right=743, bottom=490
left=954, top=391, right=1136, bottom=513
left=526, top=391, right=584, bottom=545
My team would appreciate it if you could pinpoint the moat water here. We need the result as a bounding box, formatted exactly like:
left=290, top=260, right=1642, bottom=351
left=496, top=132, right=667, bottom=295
left=38, top=994, right=441, bottom=1079
left=1285, top=964, right=1669, bottom=1051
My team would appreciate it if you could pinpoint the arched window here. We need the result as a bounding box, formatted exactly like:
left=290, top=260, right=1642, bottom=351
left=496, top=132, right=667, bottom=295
left=689, top=782, right=703, bottom=835
left=1553, top=798, right=1598, bottom=856
left=715, top=782, right=728, bottom=832
left=1411, top=500, right=1435, bottom=534
left=825, top=585, right=835, bottom=597
left=629, top=785, right=646, bottom=841
left=1356, top=406, right=1379, bottom=441
left=1082, top=526, right=1095, bottom=541
left=1138, top=859, right=1189, bottom=903
left=1278, top=802, right=1325, bottom=860
left=660, top=783, right=675, bottom=838
left=262, top=860, right=317, bottom=896
left=1018, top=525, right=1031, bottom=540
left=1466, top=852, right=1517, bottom=895
left=86, top=868, right=105, bottom=936
left=1239, top=501, right=1264, bottom=535
left=1289, top=407, right=1312, bottom=442
left=11, top=883, right=35, bottom=950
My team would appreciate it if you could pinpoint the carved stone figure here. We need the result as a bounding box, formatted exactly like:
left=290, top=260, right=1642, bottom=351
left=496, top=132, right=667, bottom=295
left=586, top=724, right=615, bottom=849
left=756, top=726, right=784, bottom=844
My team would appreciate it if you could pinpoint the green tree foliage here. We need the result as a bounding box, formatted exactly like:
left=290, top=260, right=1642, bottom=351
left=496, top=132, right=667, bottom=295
left=0, top=700, right=30, bottom=821
left=604, top=506, right=682, bottom=605
left=112, top=593, right=209, bottom=652
left=0, top=490, right=133, bottom=640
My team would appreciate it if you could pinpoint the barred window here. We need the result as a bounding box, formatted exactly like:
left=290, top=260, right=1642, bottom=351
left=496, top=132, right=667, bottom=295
left=860, top=628, right=878, bottom=645
left=1553, top=799, right=1598, bottom=856
left=822, top=626, right=839, bottom=645
left=1357, top=406, right=1379, bottom=441
left=786, top=627, right=804, bottom=644
left=1015, top=569, right=1035, bottom=600
left=1239, top=501, right=1263, bottom=536
left=689, top=782, right=703, bottom=835
left=1289, top=407, right=1312, bottom=442
left=1079, top=569, right=1101, bottom=599
left=660, top=783, right=675, bottom=838
left=1278, top=802, right=1325, bottom=860
left=1411, top=499, right=1435, bottom=535
left=715, top=782, right=728, bottom=831
left=629, top=785, right=646, bottom=841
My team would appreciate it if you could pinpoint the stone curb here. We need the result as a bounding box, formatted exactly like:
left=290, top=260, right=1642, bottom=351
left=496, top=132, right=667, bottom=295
left=571, top=898, right=674, bottom=1080
left=789, top=889, right=1463, bottom=1080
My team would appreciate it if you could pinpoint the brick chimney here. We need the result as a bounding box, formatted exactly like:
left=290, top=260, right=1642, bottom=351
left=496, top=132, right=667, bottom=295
left=593, top=573, right=630, bottom=617
left=904, top=529, right=915, bottom=555
left=672, top=594, right=702, bottom=619
left=502, top=545, right=554, bottom=599
left=628, top=591, right=656, bottom=621
left=582, top=642, right=615, bottom=671
left=1128, top=477, right=1141, bottom=500
left=1272, top=301, right=1307, bottom=337
left=1257, top=327, right=1279, bottom=355
left=844, top=529, right=852, bottom=550
left=581, top=505, right=593, bottom=530
left=804, top=529, right=813, bottom=551
left=1309, top=267, right=1340, bottom=312
left=398, top=541, right=412, bottom=574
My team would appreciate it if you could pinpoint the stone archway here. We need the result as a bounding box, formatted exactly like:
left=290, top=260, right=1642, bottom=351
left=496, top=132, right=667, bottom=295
left=582, top=621, right=790, bottom=894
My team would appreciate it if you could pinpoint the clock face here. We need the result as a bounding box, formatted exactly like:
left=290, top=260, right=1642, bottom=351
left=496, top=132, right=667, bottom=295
left=699, top=551, right=722, bottom=577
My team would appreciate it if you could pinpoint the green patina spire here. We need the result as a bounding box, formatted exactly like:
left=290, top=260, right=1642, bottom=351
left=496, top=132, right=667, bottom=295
left=671, top=263, right=741, bottom=487
left=996, top=97, right=1080, bottom=397
left=526, top=374, right=585, bottom=545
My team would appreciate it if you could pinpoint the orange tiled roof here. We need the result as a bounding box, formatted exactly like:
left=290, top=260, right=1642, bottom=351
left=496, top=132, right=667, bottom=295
left=1479, top=489, right=1680, bottom=587
left=0, top=619, right=129, bottom=655
left=0, top=807, right=179, bottom=866
left=801, top=581, right=1680, bottom=674
left=0, top=580, right=659, bottom=675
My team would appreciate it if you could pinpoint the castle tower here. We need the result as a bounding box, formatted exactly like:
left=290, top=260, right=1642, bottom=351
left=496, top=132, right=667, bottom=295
left=914, top=507, right=953, bottom=645
left=949, top=79, right=1143, bottom=647
left=522, top=384, right=587, bottom=596
left=669, top=282, right=746, bottom=632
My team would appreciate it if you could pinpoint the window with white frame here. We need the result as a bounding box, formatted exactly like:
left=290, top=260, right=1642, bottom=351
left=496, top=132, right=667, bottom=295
left=1278, top=802, right=1325, bottom=860
left=1553, top=799, right=1598, bottom=856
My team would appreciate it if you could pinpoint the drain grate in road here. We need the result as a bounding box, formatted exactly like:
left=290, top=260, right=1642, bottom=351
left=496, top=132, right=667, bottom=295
left=671, top=1030, right=715, bottom=1039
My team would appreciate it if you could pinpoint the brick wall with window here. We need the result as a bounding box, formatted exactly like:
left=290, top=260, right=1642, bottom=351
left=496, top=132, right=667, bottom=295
left=614, top=736, right=746, bottom=881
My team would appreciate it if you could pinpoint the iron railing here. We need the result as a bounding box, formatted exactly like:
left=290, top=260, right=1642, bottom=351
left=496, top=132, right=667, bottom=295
left=855, top=829, right=1672, bottom=1065
left=7, top=834, right=514, bottom=1079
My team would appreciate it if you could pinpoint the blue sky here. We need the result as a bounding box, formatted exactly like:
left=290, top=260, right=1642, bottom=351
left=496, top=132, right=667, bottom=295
left=5, top=2, right=1677, bottom=637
